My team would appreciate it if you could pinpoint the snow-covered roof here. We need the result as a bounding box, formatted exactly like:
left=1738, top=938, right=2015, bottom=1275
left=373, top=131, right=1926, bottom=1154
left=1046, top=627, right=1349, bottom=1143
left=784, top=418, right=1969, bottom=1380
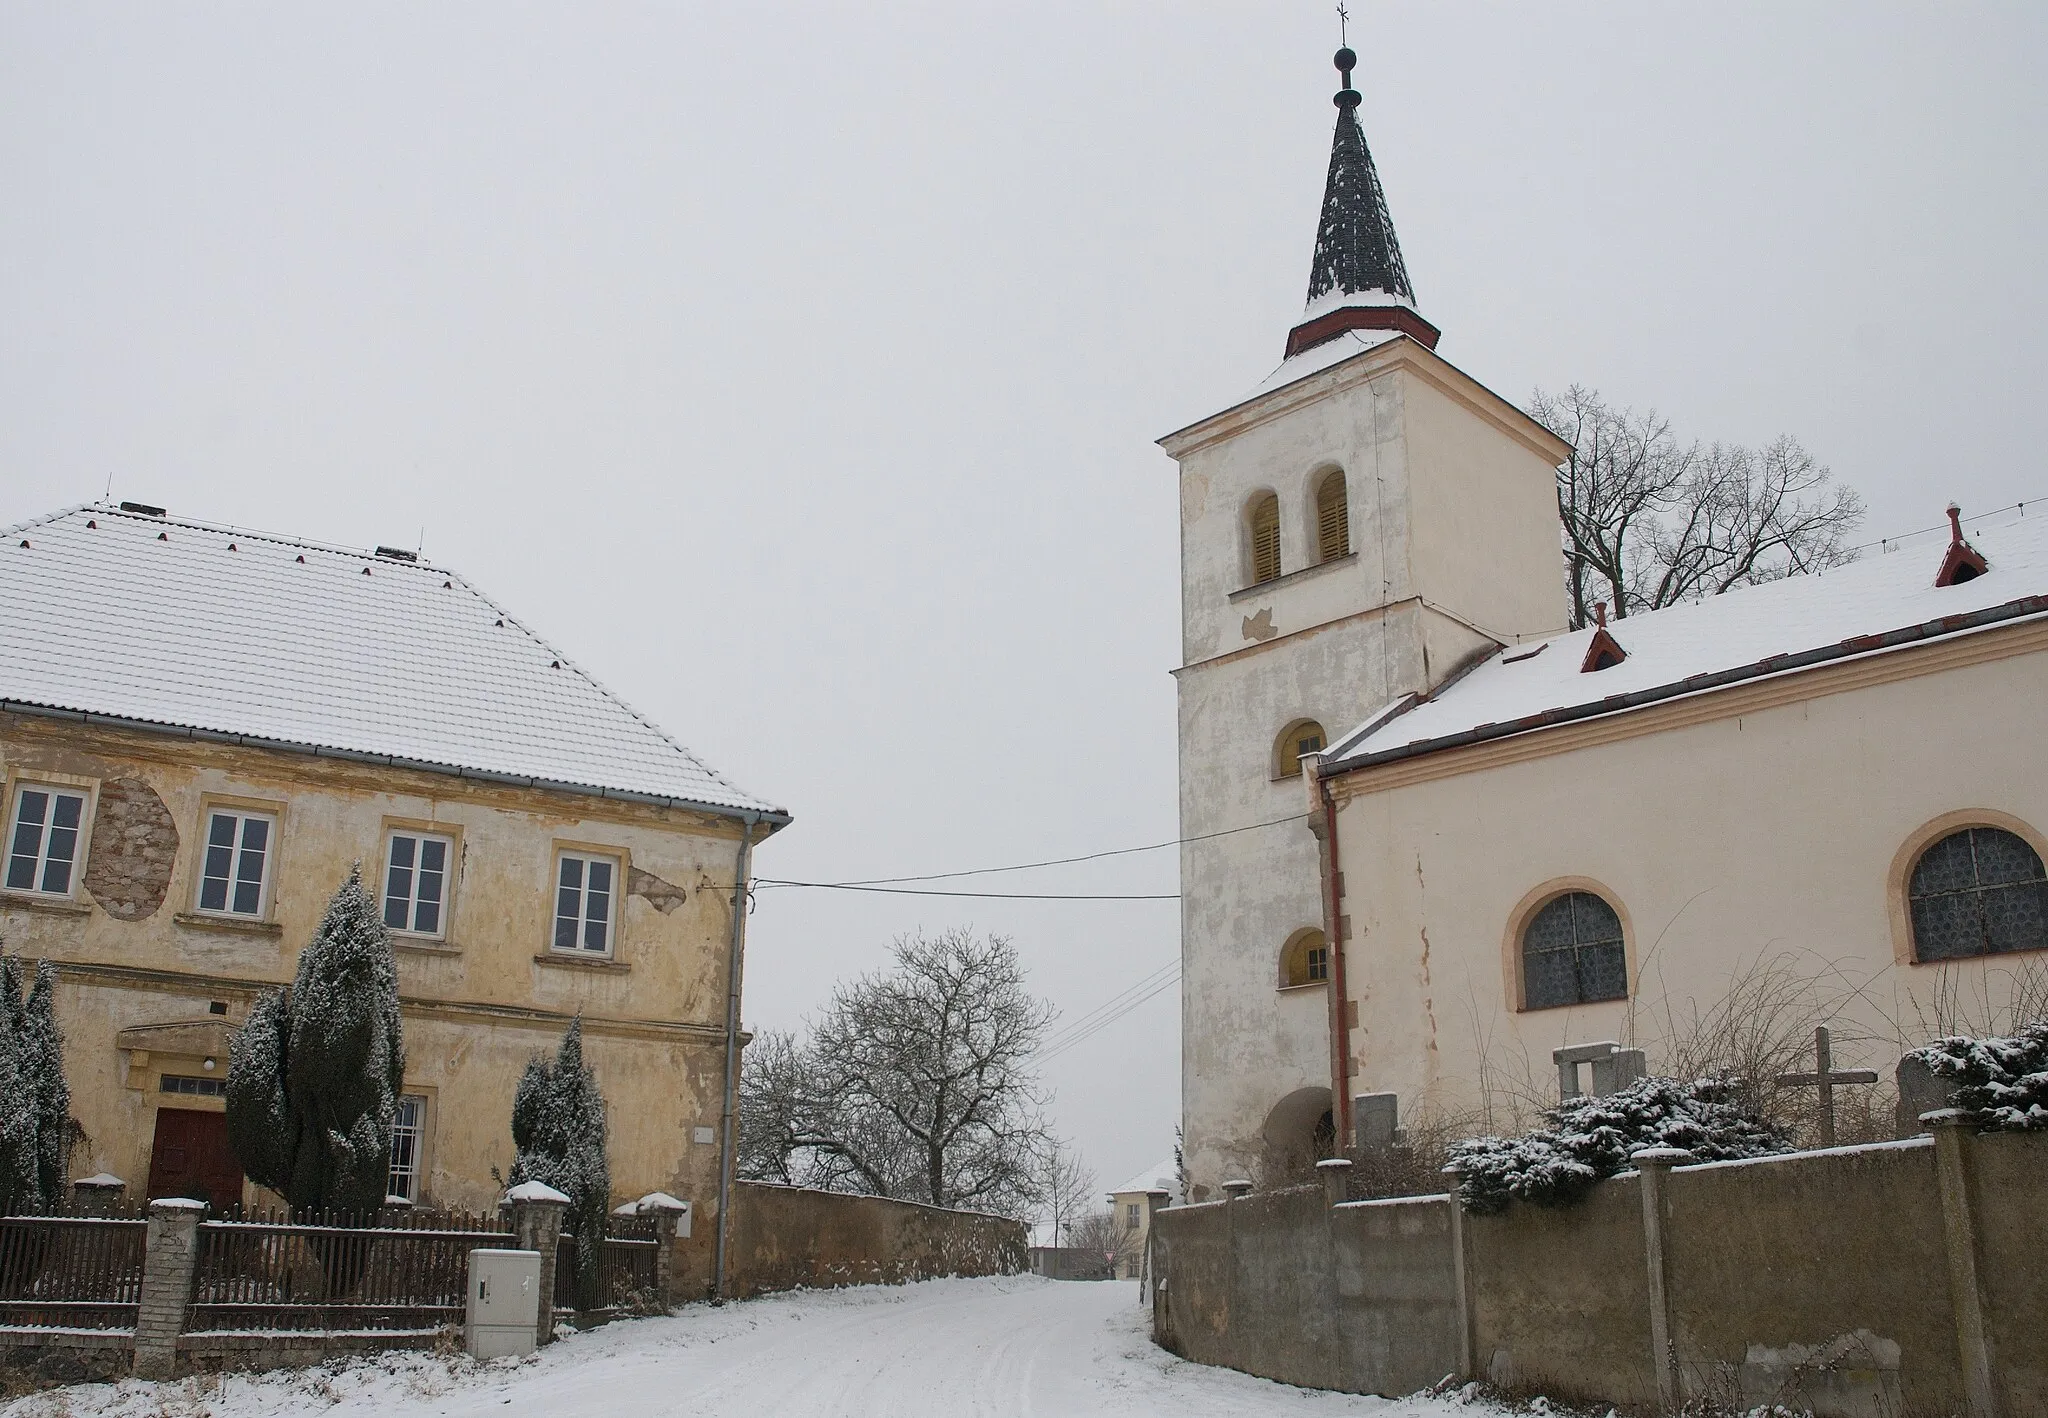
left=0, top=502, right=785, bottom=821
left=1108, top=1157, right=1180, bottom=1201
left=1326, top=509, right=2048, bottom=774
left=1246, top=328, right=1403, bottom=401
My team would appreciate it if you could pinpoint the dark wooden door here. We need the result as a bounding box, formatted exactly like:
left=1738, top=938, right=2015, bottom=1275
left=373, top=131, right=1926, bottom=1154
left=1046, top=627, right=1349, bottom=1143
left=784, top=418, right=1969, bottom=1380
left=146, top=1108, right=243, bottom=1210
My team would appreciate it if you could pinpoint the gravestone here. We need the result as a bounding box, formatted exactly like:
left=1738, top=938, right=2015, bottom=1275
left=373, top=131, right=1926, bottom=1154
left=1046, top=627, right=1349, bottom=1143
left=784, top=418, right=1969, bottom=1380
left=1353, top=1092, right=1399, bottom=1150
left=1895, top=1053, right=1958, bottom=1134
left=1553, top=1042, right=1646, bottom=1101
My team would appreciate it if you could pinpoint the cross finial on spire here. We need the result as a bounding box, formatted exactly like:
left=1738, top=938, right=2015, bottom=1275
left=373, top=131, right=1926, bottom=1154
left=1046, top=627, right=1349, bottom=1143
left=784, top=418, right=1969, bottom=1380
left=1337, top=2, right=1350, bottom=47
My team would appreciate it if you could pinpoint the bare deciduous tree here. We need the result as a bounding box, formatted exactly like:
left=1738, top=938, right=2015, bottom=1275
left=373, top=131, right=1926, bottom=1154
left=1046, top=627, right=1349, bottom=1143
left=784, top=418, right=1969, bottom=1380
left=1068, top=1206, right=1143, bottom=1276
left=1035, top=1135, right=1095, bottom=1250
left=737, top=928, right=1054, bottom=1216
left=1531, top=385, right=1865, bottom=630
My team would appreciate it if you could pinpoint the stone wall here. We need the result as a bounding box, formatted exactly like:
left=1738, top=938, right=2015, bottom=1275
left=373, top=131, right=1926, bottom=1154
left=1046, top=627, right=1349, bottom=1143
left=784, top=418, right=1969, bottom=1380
left=724, top=1181, right=1027, bottom=1300
left=1152, top=1129, right=2048, bottom=1417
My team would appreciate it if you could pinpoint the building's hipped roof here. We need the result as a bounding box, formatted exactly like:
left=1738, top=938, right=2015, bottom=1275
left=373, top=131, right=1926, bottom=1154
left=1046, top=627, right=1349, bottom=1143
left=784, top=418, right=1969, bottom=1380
left=1324, top=509, right=2048, bottom=774
left=1109, top=1157, right=1181, bottom=1201
left=0, top=502, right=786, bottom=822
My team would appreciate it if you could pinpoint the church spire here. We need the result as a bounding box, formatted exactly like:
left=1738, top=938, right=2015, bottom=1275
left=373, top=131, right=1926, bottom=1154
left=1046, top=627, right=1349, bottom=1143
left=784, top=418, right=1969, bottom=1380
left=1284, top=47, right=1441, bottom=359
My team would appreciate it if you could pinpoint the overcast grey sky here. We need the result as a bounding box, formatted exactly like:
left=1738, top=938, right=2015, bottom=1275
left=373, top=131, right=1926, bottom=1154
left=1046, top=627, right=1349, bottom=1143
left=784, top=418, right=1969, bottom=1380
left=5, top=4, right=2046, bottom=1201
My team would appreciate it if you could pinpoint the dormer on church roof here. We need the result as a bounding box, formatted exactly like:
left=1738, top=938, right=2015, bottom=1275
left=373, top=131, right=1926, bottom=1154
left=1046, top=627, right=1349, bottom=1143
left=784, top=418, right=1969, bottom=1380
left=1285, top=47, right=1440, bottom=360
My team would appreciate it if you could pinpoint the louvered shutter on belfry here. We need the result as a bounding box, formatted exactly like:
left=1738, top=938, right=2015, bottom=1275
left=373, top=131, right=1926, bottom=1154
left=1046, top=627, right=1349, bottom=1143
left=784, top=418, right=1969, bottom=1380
left=1317, top=473, right=1349, bottom=562
left=1251, top=495, right=1282, bottom=583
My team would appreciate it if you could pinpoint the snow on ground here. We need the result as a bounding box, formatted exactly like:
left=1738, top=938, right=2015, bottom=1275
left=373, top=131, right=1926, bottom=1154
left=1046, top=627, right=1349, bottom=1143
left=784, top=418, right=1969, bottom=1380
left=2, top=1275, right=1510, bottom=1418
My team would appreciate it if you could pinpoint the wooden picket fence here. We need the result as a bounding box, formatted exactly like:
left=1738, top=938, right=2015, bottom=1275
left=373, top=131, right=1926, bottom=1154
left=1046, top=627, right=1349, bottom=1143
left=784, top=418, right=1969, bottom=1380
left=186, top=1207, right=513, bottom=1334
left=0, top=1213, right=147, bottom=1330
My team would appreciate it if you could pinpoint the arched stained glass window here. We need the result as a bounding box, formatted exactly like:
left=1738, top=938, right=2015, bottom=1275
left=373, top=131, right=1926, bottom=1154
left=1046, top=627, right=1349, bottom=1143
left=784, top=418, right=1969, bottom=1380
left=1315, top=470, right=1349, bottom=563
left=1908, top=826, right=2048, bottom=962
left=1248, top=494, right=1282, bottom=585
left=1521, top=891, right=1628, bottom=1010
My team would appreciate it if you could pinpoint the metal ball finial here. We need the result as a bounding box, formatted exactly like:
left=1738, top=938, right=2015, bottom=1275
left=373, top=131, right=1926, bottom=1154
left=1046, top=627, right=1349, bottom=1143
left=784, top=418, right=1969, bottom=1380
left=1333, top=47, right=1359, bottom=109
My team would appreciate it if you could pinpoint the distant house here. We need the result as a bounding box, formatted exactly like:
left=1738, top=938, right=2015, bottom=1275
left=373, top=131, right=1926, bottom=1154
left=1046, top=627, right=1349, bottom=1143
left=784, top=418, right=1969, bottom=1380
left=0, top=501, right=787, bottom=1285
left=1105, top=1157, right=1180, bottom=1280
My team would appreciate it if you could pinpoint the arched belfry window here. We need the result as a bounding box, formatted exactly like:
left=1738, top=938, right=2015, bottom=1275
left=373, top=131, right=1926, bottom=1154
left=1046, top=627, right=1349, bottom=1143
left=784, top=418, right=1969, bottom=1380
left=1247, top=493, right=1282, bottom=585
left=1315, top=470, right=1350, bottom=563
left=1907, top=826, right=2048, bottom=962
left=1281, top=928, right=1330, bottom=988
left=1521, top=891, right=1628, bottom=1010
left=1274, top=719, right=1326, bottom=779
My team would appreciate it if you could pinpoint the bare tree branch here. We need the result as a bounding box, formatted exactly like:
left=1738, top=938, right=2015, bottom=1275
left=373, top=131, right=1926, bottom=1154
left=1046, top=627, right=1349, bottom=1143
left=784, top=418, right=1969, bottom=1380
left=1530, top=387, right=1864, bottom=629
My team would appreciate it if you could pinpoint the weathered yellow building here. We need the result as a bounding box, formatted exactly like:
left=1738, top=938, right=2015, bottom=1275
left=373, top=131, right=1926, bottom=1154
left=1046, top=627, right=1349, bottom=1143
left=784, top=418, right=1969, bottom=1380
left=0, top=501, right=786, bottom=1274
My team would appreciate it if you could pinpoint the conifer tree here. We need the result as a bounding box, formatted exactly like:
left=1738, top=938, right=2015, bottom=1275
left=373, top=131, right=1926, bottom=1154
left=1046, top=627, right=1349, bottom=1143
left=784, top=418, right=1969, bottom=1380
left=509, top=1017, right=609, bottom=1306
left=226, top=866, right=405, bottom=1215
left=18, top=962, right=70, bottom=1209
left=0, top=960, right=39, bottom=1214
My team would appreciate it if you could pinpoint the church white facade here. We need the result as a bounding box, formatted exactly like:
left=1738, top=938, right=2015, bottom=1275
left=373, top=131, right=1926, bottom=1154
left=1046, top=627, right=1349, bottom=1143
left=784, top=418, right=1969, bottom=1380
left=1164, top=48, right=1570, bottom=1197
left=1168, top=49, right=2048, bottom=1198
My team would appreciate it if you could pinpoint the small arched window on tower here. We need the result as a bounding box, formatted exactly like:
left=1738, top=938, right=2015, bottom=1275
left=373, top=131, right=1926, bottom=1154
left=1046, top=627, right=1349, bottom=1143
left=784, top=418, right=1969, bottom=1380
left=1520, top=891, right=1628, bottom=1010
left=1907, top=826, right=2048, bottom=961
left=1247, top=493, right=1282, bottom=585
left=1315, top=469, right=1350, bottom=563
left=1280, top=928, right=1331, bottom=988
left=1273, top=719, right=1326, bottom=779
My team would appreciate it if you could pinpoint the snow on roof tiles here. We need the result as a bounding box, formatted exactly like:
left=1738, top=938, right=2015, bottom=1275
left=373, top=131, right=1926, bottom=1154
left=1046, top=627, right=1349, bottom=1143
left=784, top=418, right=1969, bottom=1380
left=1, top=503, right=784, bottom=820
left=1327, top=508, right=2048, bottom=772
left=1108, top=1157, right=1181, bottom=1200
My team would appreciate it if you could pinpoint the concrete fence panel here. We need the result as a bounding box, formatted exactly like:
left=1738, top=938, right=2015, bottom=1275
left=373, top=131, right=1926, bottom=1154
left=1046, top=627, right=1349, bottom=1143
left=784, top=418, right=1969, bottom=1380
left=1969, top=1130, right=2048, bottom=1414
left=1660, top=1139, right=1959, bottom=1415
left=1329, top=1195, right=1461, bottom=1396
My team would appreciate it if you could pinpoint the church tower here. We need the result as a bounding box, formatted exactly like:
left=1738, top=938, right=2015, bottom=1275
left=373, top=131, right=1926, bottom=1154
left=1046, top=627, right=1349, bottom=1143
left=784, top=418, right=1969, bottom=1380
left=1161, top=47, right=1571, bottom=1197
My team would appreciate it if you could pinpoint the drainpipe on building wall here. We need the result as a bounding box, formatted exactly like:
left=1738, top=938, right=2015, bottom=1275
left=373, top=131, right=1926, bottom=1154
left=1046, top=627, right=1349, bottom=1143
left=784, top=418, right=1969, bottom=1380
left=711, top=811, right=759, bottom=1305
left=1310, top=761, right=1354, bottom=1153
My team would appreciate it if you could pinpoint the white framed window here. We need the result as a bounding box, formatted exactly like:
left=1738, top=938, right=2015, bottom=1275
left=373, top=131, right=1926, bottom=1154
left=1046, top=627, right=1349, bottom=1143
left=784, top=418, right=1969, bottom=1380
left=1126, top=1203, right=1141, bottom=1227
left=197, top=810, right=275, bottom=917
left=553, top=850, right=619, bottom=955
left=383, top=832, right=453, bottom=938
left=6, top=784, right=89, bottom=897
left=388, top=1094, right=427, bottom=1202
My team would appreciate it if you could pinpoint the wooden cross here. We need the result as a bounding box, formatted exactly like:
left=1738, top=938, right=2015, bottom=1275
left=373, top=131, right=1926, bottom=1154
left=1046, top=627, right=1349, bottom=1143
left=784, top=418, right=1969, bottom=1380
left=1775, top=1025, right=1878, bottom=1146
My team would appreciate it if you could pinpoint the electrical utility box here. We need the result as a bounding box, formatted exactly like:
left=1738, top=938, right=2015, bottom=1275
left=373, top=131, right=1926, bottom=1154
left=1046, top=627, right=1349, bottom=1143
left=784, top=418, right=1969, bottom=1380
left=465, top=1248, right=542, bottom=1360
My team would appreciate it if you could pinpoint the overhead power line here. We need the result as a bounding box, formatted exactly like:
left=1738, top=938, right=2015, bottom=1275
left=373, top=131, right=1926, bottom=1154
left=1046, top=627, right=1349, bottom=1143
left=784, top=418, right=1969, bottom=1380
left=754, top=879, right=1178, bottom=901
left=800, top=812, right=1308, bottom=888
left=1037, top=964, right=1183, bottom=1063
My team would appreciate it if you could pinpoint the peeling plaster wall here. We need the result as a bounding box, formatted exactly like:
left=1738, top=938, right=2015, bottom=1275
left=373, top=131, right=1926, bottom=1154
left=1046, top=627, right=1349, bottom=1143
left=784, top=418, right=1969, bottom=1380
left=0, top=713, right=757, bottom=1219
left=1166, top=347, right=1566, bottom=1198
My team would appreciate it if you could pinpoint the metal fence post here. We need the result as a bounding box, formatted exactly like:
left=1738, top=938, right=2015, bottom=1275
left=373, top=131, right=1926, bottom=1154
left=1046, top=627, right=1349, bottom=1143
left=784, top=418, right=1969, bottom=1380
left=133, top=1199, right=204, bottom=1379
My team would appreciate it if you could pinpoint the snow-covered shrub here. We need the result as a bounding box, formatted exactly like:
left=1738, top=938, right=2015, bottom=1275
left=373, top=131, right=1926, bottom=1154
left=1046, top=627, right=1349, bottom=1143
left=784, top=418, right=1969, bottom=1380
left=0, top=955, right=72, bottom=1215
left=226, top=866, right=406, bottom=1215
left=1906, top=1018, right=2048, bottom=1131
left=1448, top=1076, right=1789, bottom=1214
left=509, top=1016, right=609, bottom=1307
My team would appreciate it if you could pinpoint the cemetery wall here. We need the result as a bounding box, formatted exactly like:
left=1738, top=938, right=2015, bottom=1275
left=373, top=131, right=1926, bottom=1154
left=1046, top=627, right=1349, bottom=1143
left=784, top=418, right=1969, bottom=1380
left=723, top=1180, right=1027, bottom=1301
left=1151, top=1185, right=1459, bottom=1397
left=1151, top=1129, right=2048, bottom=1417
left=1462, top=1169, right=1654, bottom=1402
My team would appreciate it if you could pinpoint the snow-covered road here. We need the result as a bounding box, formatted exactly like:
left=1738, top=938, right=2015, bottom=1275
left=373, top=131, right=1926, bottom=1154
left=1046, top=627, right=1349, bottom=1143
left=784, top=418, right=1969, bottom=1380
left=4, top=1275, right=1497, bottom=1418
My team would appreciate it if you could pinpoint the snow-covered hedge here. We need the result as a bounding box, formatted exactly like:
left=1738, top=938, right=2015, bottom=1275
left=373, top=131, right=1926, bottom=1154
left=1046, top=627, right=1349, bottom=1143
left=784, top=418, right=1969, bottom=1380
left=1905, top=1018, right=2048, bottom=1131
left=1447, top=1076, right=1789, bottom=1215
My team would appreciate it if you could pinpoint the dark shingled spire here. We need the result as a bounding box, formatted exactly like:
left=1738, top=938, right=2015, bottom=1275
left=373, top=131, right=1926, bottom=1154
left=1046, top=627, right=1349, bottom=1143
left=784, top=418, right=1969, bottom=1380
left=1285, top=48, right=1440, bottom=359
